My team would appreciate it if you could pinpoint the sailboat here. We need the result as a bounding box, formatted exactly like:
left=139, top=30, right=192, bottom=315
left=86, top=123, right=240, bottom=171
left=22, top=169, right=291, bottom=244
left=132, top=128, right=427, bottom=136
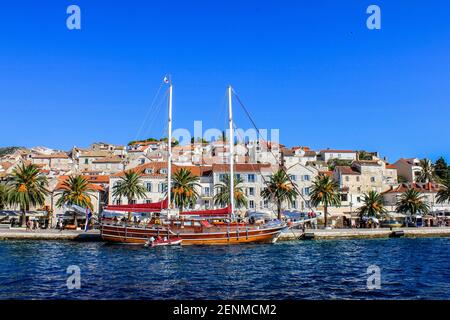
left=100, top=80, right=287, bottom=245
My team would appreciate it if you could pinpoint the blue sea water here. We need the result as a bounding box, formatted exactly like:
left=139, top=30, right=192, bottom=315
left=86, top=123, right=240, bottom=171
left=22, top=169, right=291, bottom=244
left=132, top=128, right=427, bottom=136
left=0, top=238, right=449, bottom=300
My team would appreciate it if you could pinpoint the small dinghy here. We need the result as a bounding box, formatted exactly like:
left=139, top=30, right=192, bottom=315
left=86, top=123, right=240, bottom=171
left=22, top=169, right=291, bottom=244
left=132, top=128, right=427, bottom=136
left=145, top=236, right=182, bottom=247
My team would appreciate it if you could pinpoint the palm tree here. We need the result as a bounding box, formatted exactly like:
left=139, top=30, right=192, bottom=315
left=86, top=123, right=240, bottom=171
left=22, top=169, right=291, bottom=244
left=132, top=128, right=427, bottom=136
left=309, top=174, right=341, bottom=228
left=261, top=169, right=299, bottom=220
left=6, top=163, right=49, bottom=227
left=396, top=188, right=430, bottom=224
left=55, top=176, right=96, bottom=227
left=0, top=182, right=9, bottom=210
left=417, top=158, right=438, bottom=183
left=171, top=168, right=200, bottom=213
left=436, top=178, right=450, bottom=205
left=213, top=174, right=248, bottom=208
left=112, top=170, right=147, bottom=220
left=358, top=190, right=387, bottom=219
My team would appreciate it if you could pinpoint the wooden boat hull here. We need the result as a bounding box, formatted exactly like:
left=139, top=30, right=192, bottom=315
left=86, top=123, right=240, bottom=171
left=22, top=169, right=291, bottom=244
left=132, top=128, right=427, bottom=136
left=100, top=224, right=285, bottom=245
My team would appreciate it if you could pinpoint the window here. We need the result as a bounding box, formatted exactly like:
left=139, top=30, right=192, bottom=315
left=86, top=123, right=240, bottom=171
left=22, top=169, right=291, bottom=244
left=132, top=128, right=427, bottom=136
left=204, top=187, right=210, bottom=196
left=248, top=174, right=256, bottom=183
left=345, top=176, right=350, bottom=182
left=146, top=183, right=152, bottom=192
left=357, top=197, right=361, bottom=203
left=341, top=194, right=348, bottom=202
left=160, top=168, right=168, bottom=174
left=263, top=200, right=269, bottom=209
left=140, top=158, right=145, bottom=165
left=146, top=200, right=153, bottom=204
left=130, top=200, right=137, bottom=205
left=249, top=200, right=255, bottom=209
left=304, top=175, right=310, bottom=181
left=84, top=159, right=89, bottom=164
left=145, top=168, right=153, bottom=174
left=357, top=187, right=361, bottom=192
left=219, top=174, right=226, bottom=182
left=303, top=187, right=310, bottom=196
left=204, top=200, right=210, bottom=209
left=115, top=199, right=121, bottom=205
left=290, top=175, right=297, bottom=181
left=235, top=174, right=241, bottom=181
left=371, top=177, right=376, bottom=183
left=248, top=187, right=255, bottom=196
left=292, top=200, right=297, bottom=209
left=158, top=183, right=167, bottom=193
left=356, top=176, right=360, bottom=182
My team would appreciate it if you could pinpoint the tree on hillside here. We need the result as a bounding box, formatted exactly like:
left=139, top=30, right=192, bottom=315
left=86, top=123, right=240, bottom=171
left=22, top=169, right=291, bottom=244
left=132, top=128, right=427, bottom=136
left=434, top=157, right=449, bottom=182
left=327, top=159, right=352, bottom=171
left=357, top=151, right=373, bottom=161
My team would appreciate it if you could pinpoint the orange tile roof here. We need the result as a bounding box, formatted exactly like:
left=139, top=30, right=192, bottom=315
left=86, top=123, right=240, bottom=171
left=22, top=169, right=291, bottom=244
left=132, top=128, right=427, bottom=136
left=32, top=153, right=69, bottom=159
left=336, top=166, right=360, bottom=175
left=319, top=170, right=333, bottom=177
left=0, top=162, right=14, bottom=170
left=92, top=156, right=123, bottom=163
left=384, top=182, right=441, bottom=194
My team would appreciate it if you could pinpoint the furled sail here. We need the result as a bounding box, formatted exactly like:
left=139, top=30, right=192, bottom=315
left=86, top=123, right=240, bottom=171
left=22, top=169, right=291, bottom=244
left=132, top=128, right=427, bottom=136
left=179, top=207, right=231, bottom=216
left=105, top=198, right=168, bottom=213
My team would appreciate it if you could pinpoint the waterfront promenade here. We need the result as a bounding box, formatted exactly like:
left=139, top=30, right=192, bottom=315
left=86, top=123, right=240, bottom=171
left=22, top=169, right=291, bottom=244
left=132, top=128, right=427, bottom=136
left=279, top=227, right=450, bottom=240
left=1, top=227, right=450, bottom=242
left=0, top=229, right=101, bottom=241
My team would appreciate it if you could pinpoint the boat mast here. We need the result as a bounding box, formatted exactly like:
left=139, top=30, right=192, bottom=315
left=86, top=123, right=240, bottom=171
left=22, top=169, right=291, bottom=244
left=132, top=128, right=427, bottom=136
left=167, top=80, right=173, bottom=214
left=227, top=86, right=235, bottom=220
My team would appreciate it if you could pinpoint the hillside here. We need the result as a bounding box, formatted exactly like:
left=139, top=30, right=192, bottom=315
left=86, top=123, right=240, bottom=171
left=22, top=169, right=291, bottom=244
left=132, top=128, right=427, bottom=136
left=0, top=146, right=26, bottom=158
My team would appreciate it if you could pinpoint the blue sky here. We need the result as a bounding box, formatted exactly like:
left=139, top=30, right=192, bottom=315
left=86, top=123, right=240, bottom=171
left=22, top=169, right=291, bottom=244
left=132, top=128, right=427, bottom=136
left=1, top=0, right=449, bottom=163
